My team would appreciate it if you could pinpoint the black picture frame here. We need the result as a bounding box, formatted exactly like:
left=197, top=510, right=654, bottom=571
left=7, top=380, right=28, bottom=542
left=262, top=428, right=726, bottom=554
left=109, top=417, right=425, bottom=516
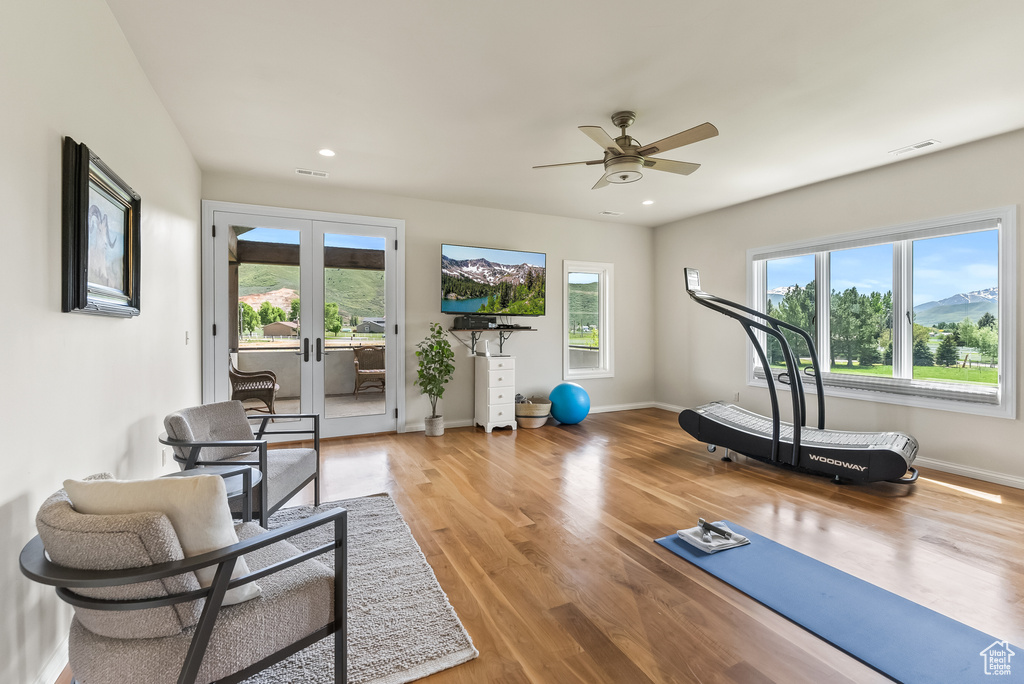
left=62, top=137, right=141, bottom=317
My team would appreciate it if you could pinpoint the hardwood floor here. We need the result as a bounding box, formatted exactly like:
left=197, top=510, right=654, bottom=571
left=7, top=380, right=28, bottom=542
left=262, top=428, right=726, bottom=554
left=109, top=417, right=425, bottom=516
left=284, top=408, right=1024, bottom=683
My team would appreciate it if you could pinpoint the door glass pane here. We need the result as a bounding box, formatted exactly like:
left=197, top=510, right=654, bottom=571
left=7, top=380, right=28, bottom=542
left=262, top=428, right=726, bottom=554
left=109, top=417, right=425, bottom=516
left=323, top=234, right=387, bottom=419
left=568, top=272, right=600, bottom=370
left=231, top=225, right=301, bottom=416
left=765, top=255, right=815, bottom=371
left=912, top=230, right=998, bottom=385
left=829, top=244, right=893, bottom=377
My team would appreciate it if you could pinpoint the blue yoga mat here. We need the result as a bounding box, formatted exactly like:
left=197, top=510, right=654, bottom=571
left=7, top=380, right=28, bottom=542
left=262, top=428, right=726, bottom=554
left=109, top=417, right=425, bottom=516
left=656, top=523, right=1022, bottom=683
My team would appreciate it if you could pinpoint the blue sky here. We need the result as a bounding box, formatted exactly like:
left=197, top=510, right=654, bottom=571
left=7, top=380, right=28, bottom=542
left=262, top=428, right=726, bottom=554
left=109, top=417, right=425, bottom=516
left=568, top=272, right=598, bottom=284
left=237, top=227, right=385, bottom=251
left=442, top=244, right=546, bottom=268
left=766, top=230, right=998, bottom=305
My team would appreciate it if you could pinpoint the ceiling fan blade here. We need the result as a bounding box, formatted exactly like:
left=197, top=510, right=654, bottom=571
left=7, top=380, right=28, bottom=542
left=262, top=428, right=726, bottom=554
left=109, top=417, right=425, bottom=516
left=533, top=159, right=604, bottom=169
left=592, top=173, right=610, bottom=190
left=645, top=158, right=701, bottom=176
left=579, top=126, right=624, bottom=155
left=637, top=122, right=718, bottom=157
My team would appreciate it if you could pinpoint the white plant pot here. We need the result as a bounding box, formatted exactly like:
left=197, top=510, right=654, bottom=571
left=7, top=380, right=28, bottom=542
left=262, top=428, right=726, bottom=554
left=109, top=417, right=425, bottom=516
left=424, top=416, right=444, bottom=437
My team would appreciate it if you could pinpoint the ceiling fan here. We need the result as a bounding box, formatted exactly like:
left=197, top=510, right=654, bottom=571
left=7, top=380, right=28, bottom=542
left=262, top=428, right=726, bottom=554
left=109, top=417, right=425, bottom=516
left=534, top=111, right=718, bottom=189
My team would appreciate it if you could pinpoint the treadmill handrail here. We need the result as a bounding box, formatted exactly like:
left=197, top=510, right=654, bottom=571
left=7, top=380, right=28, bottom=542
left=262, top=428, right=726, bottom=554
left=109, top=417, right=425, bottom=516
left=684, top=273, right=825, bottom=430
left=685, top=288, right=803, bottom=466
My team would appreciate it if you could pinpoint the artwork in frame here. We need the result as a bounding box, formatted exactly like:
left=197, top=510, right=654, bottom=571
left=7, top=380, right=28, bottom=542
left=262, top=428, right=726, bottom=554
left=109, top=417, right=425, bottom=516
left=62, top=137, right=141, bottom=317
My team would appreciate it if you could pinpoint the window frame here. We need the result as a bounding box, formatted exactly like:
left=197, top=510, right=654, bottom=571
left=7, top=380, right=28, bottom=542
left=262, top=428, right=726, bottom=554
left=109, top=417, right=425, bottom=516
left=747, top=206, right=1016, bottom=419
left=563, top=260, right=614, bottom=380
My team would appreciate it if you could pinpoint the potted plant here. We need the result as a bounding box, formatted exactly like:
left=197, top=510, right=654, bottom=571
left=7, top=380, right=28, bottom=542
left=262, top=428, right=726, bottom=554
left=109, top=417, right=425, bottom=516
left=415, top=322, right=455, bottom=436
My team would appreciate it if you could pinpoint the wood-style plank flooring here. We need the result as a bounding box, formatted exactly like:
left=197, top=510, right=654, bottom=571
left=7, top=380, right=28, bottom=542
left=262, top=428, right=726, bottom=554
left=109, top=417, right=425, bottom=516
left=290, top=408, right=1024, bottom=683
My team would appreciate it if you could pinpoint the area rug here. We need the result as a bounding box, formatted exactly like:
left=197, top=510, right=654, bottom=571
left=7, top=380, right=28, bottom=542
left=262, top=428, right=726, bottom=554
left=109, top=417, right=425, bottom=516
left=656, top=522, right=1022, bottom=683
left=244, top=495, right=478, bottom=684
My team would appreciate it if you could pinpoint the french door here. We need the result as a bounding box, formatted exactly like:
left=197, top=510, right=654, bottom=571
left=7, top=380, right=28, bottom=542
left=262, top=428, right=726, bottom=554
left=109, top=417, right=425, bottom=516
left=202, top=201, right=404, bottom=438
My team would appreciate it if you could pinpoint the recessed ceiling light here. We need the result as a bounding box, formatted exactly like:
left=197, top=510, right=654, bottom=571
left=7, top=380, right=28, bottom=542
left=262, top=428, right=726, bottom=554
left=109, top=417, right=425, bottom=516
left=318, top=149, right=336, bottom=157
left=642, top=200, right=655, bottom=205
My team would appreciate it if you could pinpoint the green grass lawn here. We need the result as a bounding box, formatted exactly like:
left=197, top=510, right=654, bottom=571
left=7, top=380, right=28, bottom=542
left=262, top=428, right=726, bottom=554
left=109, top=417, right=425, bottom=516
left=778, top=362, right=997, bottom=385
left=568, top=333, right=598, bottom=348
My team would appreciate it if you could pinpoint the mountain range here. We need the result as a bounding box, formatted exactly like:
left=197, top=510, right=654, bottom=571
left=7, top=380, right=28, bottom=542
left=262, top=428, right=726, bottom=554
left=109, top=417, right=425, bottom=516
left=441, top=255, right=544, bottom=285
left=913, top=287, right=997, bottom=326
left=768, top=285, right=997, bottom=326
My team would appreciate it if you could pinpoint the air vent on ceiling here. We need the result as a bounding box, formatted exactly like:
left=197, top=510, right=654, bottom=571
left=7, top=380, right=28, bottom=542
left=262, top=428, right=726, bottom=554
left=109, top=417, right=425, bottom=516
left=295, top=168, right=329, bottom=178
left=599, top=210, right=624, bottom=217
left=889, top=139, right=941, bottom=156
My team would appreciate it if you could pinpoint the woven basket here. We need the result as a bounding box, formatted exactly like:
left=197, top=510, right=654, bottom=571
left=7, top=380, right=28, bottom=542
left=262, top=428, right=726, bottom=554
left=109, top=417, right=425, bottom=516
left=516, top=415, right=549, bottom=429
left=515, top=398, right=551, bottom=417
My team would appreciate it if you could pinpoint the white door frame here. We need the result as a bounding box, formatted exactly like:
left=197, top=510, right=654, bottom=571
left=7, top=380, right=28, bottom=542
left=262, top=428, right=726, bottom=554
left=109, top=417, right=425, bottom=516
left=201, top=200, right=406, bottom=434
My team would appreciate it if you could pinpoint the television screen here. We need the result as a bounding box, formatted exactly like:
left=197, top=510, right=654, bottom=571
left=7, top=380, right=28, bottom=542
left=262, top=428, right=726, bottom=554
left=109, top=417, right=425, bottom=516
left=441, top=244, right=546, bottom=316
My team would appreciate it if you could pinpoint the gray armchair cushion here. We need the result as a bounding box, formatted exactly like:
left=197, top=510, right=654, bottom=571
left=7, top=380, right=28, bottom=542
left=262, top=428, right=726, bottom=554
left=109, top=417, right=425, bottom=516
left=35, top=474, right=202, bottom=639
left=164, top=401, right=257, bottom=464
left=67, top=522, right=335, bottom=684
left=219, top=447, right=316, bottom=515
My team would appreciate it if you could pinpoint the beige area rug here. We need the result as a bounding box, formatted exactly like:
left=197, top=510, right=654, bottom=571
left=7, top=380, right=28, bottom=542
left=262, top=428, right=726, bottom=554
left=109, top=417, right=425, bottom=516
left=244, top=495, right=478, bottom=684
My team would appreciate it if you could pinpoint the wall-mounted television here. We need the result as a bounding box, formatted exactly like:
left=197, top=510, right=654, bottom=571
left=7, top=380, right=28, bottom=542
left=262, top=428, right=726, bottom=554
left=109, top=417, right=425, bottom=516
left=441, top=244, right=546, bottom=316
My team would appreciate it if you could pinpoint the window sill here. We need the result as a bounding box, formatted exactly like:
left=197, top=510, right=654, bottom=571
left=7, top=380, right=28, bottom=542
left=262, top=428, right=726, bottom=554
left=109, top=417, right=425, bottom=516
left=565, top=370, right=614, bottom=381
left=749, top=371, right=1012, bottom=419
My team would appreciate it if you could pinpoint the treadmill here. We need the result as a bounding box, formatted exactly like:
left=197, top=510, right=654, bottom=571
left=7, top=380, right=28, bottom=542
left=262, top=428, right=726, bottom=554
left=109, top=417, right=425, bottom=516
left=678, top=268, right=919, bottom=485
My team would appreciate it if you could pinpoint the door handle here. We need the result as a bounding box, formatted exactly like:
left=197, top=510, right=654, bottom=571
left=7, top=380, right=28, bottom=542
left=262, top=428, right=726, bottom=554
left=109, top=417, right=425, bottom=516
left=316, top=338, right=322, bottom=362
left=303, top=337, right=310, bottom=362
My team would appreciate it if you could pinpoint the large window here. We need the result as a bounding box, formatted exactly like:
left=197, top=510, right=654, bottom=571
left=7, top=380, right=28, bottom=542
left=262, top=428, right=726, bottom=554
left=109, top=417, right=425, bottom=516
left=749, top=207, right=1016, bottom=417
left=564, top=260, right=614, bottom=379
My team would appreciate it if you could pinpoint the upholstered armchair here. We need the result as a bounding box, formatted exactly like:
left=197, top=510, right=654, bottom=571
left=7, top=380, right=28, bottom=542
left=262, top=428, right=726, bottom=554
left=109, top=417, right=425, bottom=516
left=161, top=400, right=320, bottom=527
left=20, top=474, right=347, bottom=684
left=353, top=346, right=385, bottom=397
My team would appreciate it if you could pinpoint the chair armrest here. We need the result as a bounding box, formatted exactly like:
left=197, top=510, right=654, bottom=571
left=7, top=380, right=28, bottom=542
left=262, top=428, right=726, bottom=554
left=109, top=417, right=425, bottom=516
left=20, top=507, right=345, bottom=591
left=247, top=414, right=320, bottom=443
left=232, top=367, right=277, bottom=381
left=159, top=432, right=266, bottom=451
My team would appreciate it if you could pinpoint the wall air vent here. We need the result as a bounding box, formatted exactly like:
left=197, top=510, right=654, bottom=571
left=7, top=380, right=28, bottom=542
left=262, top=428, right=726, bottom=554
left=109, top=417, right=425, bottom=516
left=889, top=140, right=941, bottom=156
left=599, top=210, right=624, bottom=217
left=295, top=168, right=329, bottom=178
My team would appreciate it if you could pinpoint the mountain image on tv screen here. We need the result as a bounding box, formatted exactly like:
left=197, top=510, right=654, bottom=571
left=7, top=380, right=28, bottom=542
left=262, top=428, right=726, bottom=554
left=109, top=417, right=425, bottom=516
left=441, top=244, right=546, bottom=316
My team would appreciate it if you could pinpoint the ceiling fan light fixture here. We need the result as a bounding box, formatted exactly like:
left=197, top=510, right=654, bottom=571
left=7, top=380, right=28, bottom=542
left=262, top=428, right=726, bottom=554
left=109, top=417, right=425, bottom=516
left=604, top=156, right=644, bottom=184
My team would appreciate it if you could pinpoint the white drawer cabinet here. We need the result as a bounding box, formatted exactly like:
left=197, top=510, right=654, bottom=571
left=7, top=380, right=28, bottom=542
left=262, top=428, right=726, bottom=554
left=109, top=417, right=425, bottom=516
left=475, top=355, right=517, bottom=433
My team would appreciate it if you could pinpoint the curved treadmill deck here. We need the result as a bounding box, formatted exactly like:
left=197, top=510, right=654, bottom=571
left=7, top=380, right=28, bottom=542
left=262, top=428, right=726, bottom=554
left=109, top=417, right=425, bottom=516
left=680, top=401, right=919, bottom=483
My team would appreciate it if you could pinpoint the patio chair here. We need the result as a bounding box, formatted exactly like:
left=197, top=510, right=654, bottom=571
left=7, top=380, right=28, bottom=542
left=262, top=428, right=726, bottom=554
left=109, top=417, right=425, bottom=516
left=161, top=400, right=320, bottom=527
left=20, top=474, right=347, bottom=684
left=229, top=355, right=279, bottom=414
left=353, top=346, right=385, bottom=397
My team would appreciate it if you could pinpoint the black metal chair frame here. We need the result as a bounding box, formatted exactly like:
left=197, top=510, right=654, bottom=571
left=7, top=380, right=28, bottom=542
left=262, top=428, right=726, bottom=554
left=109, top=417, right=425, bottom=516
left=20, top=507, right=348, bottom=684
left=159, top=413, right=321, bottom=528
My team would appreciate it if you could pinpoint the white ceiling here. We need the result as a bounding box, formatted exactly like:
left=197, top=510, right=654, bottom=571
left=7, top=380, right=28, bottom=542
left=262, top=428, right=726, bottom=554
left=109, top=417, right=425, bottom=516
left=105, top=0, right=1024, bottom=228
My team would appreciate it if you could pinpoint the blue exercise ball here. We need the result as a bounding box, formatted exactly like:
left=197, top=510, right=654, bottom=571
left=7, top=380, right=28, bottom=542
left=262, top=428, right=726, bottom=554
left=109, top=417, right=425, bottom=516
left=549, top=382, right=590, bottom=424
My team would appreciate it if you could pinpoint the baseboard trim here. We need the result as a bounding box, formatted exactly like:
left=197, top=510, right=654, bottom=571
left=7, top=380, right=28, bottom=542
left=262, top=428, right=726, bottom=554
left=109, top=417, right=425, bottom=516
left=650, top=402, right=684, bottom=413
left=35, top=637, right=68, bottom=684
left=589, top=401, right=658, bottom=414
left=913, top=457, right=1024, bottom=490
left=405, top=419, right=475, bottom=433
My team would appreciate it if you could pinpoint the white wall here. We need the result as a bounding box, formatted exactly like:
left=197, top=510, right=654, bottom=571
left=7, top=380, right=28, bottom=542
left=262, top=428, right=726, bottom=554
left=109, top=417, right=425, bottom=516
left=202, top=173, right=656, bottom=429
left=654, top=128, right=1024, bottom=487
left=0, top=2, right=202, bottom=682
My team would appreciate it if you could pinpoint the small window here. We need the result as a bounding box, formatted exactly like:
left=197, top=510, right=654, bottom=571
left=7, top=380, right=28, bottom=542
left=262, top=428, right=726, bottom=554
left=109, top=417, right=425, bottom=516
left=564, top=260, right=613, bottom=379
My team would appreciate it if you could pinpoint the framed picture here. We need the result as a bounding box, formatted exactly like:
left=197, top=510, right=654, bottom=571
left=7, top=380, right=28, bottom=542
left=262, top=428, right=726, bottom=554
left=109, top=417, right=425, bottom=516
left=62, top=137, right=141, bottom=317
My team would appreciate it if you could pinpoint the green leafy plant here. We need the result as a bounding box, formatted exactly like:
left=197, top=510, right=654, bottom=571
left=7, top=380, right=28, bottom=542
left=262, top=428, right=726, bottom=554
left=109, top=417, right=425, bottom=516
left=415, top=322, right=455, bottom=418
